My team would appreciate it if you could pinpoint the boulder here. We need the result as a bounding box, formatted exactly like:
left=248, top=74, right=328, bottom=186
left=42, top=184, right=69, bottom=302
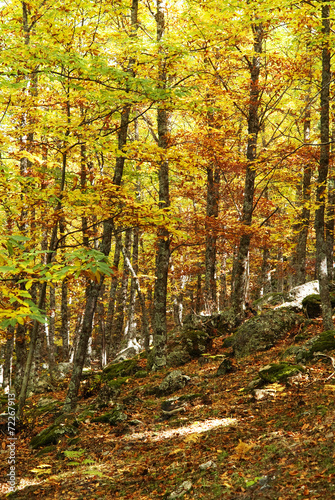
left=156, top=370, right=190, bottom=396
left=302, top=293, right=335, bottom=318
left=30, top=416, right=79, bottom=449
left=92, top=404, right=127, bottom=425
left=231, top=308, right=305, bottom=358
left=275, top=280, right=319, bottom=311
left=216, top=358, right=234, bottom=376
left=258, top=363, right=305, bottom=383
left=295, top=330, right=335, bottom=362
left=102, top=358, right=141, bottom=381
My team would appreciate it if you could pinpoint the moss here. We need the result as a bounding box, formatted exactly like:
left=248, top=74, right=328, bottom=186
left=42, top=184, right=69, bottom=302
left=302, top=294, right=335, bottom=318
left=181, top=329, right=212, bottom=356
left=258, top=363, right=305, bottom=383
left=166, top=350, right=192, bottom=367
left=103, top=359, right=140, bottom=381
left=35, top=445, right=57, bottom=457
left=107, top=376, right=128, bottom=389
left=231, top=308, right=305, bottom=358
left=30, top=419, right=79, bottom=449
left=92, top=406, right=127, bottom=425
left=311, top=330, right=335, bottom=352
left=133, top=370, right=148, bottom=378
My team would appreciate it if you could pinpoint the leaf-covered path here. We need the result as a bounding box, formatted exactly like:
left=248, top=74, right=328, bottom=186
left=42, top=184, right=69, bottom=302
left=1, top=320, right=335, bottom=499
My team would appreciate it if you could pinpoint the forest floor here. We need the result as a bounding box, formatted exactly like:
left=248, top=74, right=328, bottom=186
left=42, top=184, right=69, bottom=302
left=1, top=317, right=335, bottom=499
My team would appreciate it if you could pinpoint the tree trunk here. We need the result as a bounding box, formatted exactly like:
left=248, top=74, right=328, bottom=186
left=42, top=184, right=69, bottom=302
left=232, top=22, right=263, bottom=324
left=205, top=165, right=220, bottom=313
left=2, top=326, right=14, bottom=390
left=152, top=0, right=171, bottom=370
left=315, top=1, right=333, bottom=331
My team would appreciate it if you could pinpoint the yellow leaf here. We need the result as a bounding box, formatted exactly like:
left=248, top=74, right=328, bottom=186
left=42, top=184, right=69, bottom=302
left=184, top=433, right=200, bottom=443
left=324, top=384, right=335, bottom=391
left=25, top=280, right=33, bottom=290
left=232, top=440, right=254, bottom=459
left=17, top=316, right=24, bottom=325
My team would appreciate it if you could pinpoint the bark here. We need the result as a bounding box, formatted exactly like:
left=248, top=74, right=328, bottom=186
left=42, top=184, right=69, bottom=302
left=63, top=220, right=113, bottom=412
left=2, top=326, right=14, bottom=390
left=63, top=0, right=138, bottom=410
left=121, top=244, right=150, bottom=351
left=291, top=50, right=313, bottom=286
left=104, top=234, right=122, bottom=363
left=111, top=228, right=131, bottom=357
left=126, top=228, right=139, bottom=340
left=205, top=165, right=220, bottom=313
left=232, top=22, right=263, bottom=324
left=152, top=0, right=170, bottom=370
left=315, top=1, right=333, bottom=331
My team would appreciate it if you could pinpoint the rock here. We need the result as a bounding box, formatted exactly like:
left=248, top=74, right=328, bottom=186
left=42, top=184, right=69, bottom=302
left=275, top=280, right=319, bottom=311
left=156, top=370, right=190, bottom=396
left=168, top=480, right=193, bottom=499
left=167, top=350, right=192, bottom=367
left=33, top=375, right=56, bottom=394
left=30, top=416, right=79, bottom=449
left=258, top=363, right=305, bottom=383
left=113, top=343, right=141, bottom=363
left=231, top=308, right=305, bottom=358
left=92, top=404, right=127, bottom=425
left=95, top=377, right=128, bottom=407
left=199, top=460, right=217, bottom=470
left=52, top=362, right=73, bottom=380
left=295, top=330, right=335, bottom=362
left=180, top=329, right=212, bottom=357
left=253, top=292, right=288, bottom=311
left=302, top=293, right=335, bottom=318
left=102, top=359, right=141, bottom=381
left=216, top=358, right=233, bottom=376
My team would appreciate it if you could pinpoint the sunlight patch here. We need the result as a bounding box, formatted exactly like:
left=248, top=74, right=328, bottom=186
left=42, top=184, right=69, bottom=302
left=121, top=417, right=237, bottom=443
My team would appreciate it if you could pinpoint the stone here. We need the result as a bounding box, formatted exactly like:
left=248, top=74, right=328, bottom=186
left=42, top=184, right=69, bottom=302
left=216, top=358, right=233, bottom=376
left=92, top=404, right=127, bottom=425
left=156, top=370, right=190, bottom=396
left=275, top=280, right=319, bottom=311
left=258, top=363, right=305, bottom=383
left=199, top=460, right=217, bottom=470
left=231, top=308, right=305, bottom=358
left=30, top=417, right=79, bottom=449
left=168, top=480, right=193, bottom=499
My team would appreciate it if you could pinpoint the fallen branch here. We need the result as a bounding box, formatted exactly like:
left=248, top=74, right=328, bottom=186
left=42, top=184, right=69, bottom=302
left=313, top=352, right=335, bottom=381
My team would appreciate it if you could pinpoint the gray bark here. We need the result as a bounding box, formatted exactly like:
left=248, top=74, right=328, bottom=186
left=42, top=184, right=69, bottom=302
left=152, top=0, right=171, bottom=370
left=232, top=22, right=263, bottom=324
left=315, top=1, right=333, bottom=331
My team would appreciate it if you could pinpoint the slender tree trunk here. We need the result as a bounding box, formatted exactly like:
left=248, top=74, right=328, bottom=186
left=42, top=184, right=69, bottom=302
left=291, top=51, right=313, bottom=286
left=105, top=234, right=122, bottom=363
left=111, top=229, right=131, bottom=357
left=63, top=220, right=113, bottom=411
left=63, top=0, right=138, bottom=410
left=3, top=326, right=14, bottom=390
left=205, top=165, right=220, bottom=313
left=152, top=0, right=171, bottom=370
left=232, top=22, right=263, bottom=324
left=315, top=1, right=333, bottom=331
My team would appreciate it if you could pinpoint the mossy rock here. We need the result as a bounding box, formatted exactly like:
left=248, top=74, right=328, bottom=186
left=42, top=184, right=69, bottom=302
left=216, top=358, right=234, bottom=376
left=302, top=293, right=335, bottom=318
left=30, top=418, right=79, bottom=449
left=258, top=363, right=305, bottom=383
left=253, top=292, right=288, bottom=310
left=296, top=330, right=335, bottom=362
left=92, top=405, right=127, bottom=425
left=181, top=329, right=212, bottom=357
left=231, top=308, right=305, bottom=358
left=133, top=370, right=148, bottom=378
left=102, top=359, right=140, bottom=381
left=35, top=445, right=57, bottom=457
left=166, top=350, right=192, bottom=367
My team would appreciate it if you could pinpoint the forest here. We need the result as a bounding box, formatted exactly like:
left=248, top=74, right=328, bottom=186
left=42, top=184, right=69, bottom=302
left=1, top=0, right=335, bottom=487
